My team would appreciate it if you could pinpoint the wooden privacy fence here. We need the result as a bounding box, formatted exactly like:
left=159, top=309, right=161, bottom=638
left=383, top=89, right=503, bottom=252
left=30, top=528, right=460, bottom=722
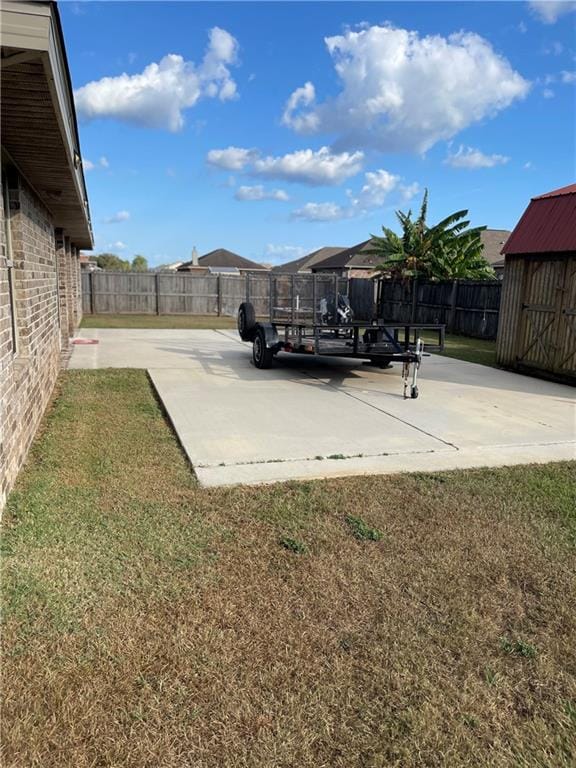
left=82, top=271, right=376, bottom=320
left=377, top=279, right=502, bottom=339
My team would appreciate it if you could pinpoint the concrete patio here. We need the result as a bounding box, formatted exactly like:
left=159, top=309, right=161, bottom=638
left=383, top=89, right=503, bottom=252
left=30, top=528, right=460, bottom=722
left=70, top=328, right=576, bottom=486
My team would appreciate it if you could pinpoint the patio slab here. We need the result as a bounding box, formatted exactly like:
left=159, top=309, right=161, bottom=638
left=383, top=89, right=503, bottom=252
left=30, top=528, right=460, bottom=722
left=70, top=328, right=576, bottom=486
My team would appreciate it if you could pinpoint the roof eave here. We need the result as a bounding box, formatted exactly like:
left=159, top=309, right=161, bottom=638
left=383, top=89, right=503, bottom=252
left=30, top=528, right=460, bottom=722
left=0, top=1, right=93, bottom=248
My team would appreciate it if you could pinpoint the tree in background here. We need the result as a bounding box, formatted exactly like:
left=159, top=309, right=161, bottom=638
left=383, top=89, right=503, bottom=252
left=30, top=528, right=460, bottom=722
left=131, top=255, right=148, bottom=272
left=95, top=253, right=130, bottom=271
left=369, top=190, right=495, bottom=281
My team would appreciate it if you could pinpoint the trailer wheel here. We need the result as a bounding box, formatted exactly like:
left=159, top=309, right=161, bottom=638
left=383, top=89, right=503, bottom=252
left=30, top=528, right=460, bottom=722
left=253, top=327, right=274, bottom=369
left=238, top=302, right=256, bottom=341
left=410, top=385, right=419, bottom=399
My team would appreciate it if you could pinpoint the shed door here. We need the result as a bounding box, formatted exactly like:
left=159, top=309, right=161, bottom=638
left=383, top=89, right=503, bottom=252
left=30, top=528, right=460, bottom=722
left=517, top=259, right=575, bottom=376
left=557, top=259, right=576, bottom=377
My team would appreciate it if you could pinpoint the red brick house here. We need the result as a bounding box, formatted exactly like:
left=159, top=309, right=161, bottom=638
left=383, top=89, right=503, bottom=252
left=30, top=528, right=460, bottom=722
left=1, top=1, right=93, bottom=506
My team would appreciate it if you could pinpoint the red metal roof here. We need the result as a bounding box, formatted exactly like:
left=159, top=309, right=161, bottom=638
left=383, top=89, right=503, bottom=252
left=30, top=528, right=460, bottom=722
left=533, top=183, right=576, bottom=199
left=502, top=184, right=576, bottom=255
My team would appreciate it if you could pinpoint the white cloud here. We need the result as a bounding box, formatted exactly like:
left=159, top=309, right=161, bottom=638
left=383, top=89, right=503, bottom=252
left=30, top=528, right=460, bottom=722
left=529, top=1, right=576, bottom=24
left=291, top=167, right=416, bottom=222
left=561, top=70, right=576, bottom=83
left=348, top=169, right=400, bottom=209
left=207, top=146, right=257, bottom=170
left=399, top=182, right=421, bottom=202
left=104, top=210, right=131, bottom=223
left=208, top=145, right=364, bottom=186
left=445, top=145, right=510, bottom=169
left=281, top=82, right=319, bottom=132
left=75, top=27, right=239, bottom=131
left=264, top=244, right=308, bottom=262
left=83, top=155, right=109, bottom=171
left=542, top=40, right=564, bottom=55
left=234, top=185, right=289, bottom=201
left=253, top=146, right=364, bottom=186
left=543, top=87, right=555, bottom=98
left=524, top=161, right=534, bottom=169
left=292, top=202, right=349, bottom=222
left=282, top=24, right=529, bottom=153
left=107, top=241, right=127, bottom=251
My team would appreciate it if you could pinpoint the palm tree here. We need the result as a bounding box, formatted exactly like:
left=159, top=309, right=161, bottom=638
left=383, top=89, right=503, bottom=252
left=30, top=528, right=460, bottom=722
left=368, top=190, right=495, bottom=280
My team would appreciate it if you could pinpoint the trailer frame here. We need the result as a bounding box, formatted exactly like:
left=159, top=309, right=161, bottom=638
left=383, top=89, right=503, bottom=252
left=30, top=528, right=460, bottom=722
left=238, top=298, right=445, bottom=399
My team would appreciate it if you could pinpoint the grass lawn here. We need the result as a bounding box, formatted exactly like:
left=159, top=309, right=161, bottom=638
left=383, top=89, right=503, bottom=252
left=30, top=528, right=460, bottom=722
left=435, top=334, right=497, bottom=368
left=3, top=370, right=575, bottom=767
left=81, top=313, right=237, bottom=329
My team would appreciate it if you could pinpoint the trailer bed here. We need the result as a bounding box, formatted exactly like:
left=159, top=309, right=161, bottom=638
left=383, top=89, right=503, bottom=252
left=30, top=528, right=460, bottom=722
left=236, top=275, right=445, bottom=398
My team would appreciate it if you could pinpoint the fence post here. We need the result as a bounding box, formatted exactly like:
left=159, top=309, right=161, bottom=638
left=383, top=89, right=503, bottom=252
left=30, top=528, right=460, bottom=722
left=410, top=278, right=418, bottom=323
left=217, top=274, right=222, bottom=316
left=89, top=271, right=94, bottom=315
left=312, top=273, right=317, bottom=323
left=155, top=272, right=160, bottom=315
left=448, top=279, right=459, bottom=333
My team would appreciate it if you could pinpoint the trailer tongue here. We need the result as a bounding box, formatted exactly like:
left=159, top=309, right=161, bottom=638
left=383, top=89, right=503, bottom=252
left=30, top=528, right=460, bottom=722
left=237, top=276, right=444, bottom=399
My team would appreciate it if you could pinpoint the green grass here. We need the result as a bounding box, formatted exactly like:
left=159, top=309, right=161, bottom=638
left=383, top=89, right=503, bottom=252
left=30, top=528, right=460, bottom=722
left=81, top=313, right=237, bottom=329
left=345, top=514, right=383, bottom=541
left=425, top=332, right=497, bottom=367
left=2, top=369, right=575, bottom=768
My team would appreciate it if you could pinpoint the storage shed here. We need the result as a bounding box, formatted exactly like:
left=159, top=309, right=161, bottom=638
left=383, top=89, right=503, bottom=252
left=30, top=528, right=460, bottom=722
left=496, top=183, right=576, bottom=383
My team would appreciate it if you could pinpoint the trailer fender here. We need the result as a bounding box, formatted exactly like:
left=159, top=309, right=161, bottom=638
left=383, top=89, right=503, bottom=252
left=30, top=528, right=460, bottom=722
left=256, top=322, right=280, bottom=351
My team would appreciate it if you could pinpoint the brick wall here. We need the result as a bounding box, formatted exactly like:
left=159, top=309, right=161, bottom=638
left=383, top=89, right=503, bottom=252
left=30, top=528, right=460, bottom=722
left=0, top=168, right=82, bottom=508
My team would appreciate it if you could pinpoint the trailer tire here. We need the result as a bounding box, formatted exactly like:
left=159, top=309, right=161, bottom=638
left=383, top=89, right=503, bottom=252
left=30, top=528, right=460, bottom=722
left=253, top=327, right=274, bottom=369
left=238, top=302, right=257, bottom=341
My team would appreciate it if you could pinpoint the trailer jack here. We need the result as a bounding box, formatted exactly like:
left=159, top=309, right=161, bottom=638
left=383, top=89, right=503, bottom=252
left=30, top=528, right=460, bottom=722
left=402, top=338, right=423, bottom=399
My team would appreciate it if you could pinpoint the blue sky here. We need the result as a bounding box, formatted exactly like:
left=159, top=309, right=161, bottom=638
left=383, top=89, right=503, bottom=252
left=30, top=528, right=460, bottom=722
left=62, top=1, right=576, bottom=266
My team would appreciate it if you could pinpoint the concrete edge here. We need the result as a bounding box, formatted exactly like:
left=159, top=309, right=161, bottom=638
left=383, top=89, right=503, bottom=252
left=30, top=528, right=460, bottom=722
left=195, top=442, right=576, bottom=488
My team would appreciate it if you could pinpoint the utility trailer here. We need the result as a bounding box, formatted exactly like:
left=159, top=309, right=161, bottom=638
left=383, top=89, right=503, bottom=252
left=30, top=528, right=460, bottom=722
left=237, top=274, right=445, bottom=399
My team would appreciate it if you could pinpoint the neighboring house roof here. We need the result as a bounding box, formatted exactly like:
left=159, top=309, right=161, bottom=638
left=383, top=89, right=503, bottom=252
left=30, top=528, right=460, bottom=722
left=271, top=246, right=347, bottom=273
left=179, top=248, right=265, bottom=270
left=480, top=229, right=511, bottom=265
left=311, top=239, right=381, bottom=271
left=304, top=230, right=511, bottom=273
left=503, top=183, right=576, bottom=255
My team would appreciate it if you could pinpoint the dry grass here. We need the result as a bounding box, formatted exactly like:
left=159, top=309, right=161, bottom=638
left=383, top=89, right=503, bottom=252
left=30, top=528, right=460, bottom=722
left=81, top=313, right=237, bottom=329
left=2, top=370, right=575, bottom=767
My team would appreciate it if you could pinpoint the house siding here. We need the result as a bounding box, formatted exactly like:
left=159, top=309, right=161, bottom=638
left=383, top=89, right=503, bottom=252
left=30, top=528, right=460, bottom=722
left=0, top=167, right=81, bottom=508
